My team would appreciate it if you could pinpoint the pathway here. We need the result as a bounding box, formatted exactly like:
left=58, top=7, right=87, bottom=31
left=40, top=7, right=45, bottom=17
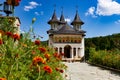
left=63, top=62, right=120, bottom=80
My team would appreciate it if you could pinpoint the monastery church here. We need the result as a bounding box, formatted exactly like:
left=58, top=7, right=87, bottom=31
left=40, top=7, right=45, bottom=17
left=47, top=9, right=86, bottom=60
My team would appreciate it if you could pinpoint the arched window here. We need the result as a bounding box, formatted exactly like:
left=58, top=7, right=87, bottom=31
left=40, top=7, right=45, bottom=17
left=67, top=37, right=69, bottom=42
left=56, top=37, right=58, bottom=42
left=79, top=39, right=81, bottom=43
left=75, top=40, right=77, bottom=43
left=71, top=40, right=73, bottom=43
left=59, top=40, right=61, bottom=43
left=58, top=37, right=61, bottom=43
left=63, top=40, right=65, bottom=42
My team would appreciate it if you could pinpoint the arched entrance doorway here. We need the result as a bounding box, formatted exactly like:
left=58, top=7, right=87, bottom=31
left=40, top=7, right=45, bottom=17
left=64, top=45, right=71, bottom=58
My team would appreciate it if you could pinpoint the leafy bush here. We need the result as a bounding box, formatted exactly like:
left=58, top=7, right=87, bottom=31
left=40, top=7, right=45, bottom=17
left=0, top=18, right=67, bottom=80
left=88, top=48, right=120, bottom=70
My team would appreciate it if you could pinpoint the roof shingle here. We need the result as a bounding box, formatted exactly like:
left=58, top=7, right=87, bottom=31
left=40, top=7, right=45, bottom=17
left=48, top=10, right=60, bottom=24
left=71, top=10, right=84, bottom=25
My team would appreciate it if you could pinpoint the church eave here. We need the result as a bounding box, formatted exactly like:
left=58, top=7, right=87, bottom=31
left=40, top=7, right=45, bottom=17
left=54, top=32, right=85, bottom=35
left=48, top=20, right=60, bottom=24
left=71, top=21, right=84, bottom=25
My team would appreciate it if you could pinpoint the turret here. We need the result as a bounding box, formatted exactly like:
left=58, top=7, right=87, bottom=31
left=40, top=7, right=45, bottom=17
left=48, top=10, right=59, bottom=30
left=71, top=10, right=84, bottom=31
left=58, top=10, right=66, bottom=29
left=60, top=11, right=66, bottom=24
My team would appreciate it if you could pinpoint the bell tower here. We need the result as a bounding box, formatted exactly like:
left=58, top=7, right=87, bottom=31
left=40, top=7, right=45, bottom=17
left=71, top=10, right=84, bottom=31
left=59, top=7, right=66, bottom=24
left=48, top=10, right=59, bottom=30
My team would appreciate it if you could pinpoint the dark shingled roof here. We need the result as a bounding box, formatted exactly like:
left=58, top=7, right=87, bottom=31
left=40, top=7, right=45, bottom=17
left=47, top=10, right=86, bottom=36
left=47, top=23, right=86, bottom=35
left=71, top=10, right=84, bottom=25
left=57, top=24, right=75, bottom=33
left=60, top=12, right=66, bottom=24
left=48, top=10, right=60, bottom=24
left=54, top=23, right=86, bottom=35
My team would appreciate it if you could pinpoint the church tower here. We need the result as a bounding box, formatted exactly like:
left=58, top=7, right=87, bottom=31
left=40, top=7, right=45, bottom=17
left=71, top=10, right=84, bottom=31
left=60, top=10, right=66, bottom=24
left=58, top=9, right=66, bottom=30
left=48, top=10, right=59, bottom=30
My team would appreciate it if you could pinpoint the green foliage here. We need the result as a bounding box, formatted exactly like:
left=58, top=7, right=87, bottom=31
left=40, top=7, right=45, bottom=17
left=41, top=40, right=48, bottom=46
left=88, top=48, right=120, bottom=70
left=85, top=34, right=120, bottom=51
left=85, top=34, right=120, bottom=69
left=85, top=34, right=120, bottom=60
left=0, top=18, right=66, bottom=80
left=0, top=17, right=18, bottom=33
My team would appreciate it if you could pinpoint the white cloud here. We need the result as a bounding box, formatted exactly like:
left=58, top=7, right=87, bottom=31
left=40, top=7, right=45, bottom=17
left=96, top=0, right=120, bottom=16
left=24, top=1, right=40, bottom=11
left=65, top=18, right=71, bottom=23
left=24, top=6, right=33, bottom=11
left=35, top=12, right=40, bottom=15
left=85, top=0, right=120, bottom=17
left=57, top=18, right=71, bottom=23
left=85, top=7, right=97, bottom=18
left=34, top=11, right=44, bottom=16
left=115, top=19, right=120, bottom=24
left=29, top=1, right=39, bottom=7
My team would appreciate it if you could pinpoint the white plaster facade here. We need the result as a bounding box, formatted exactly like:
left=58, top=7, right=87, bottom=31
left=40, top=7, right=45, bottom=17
left=48, top=35, right=85, bottom=60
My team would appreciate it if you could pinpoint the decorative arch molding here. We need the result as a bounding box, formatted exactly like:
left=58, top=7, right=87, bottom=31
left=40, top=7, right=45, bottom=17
left=53, top=36, right=82, bottom=43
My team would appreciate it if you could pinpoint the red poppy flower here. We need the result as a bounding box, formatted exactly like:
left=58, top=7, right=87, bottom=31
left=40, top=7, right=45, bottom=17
left=0, top=39, right=3, bottom=45
left=53, top=53, right=59, bottom=57
left=0, top=78, right=6, bottom=80
left=38, top=47, right=46, bottom=53
left=55, top=68, right=59, bottom=71
left=32, top=56, right=45, bottom=65
left=59, top=69, right=64, bottom=73
left=44, top=65, right=52, bottom=73
left=6, top=32, right=13, bottom=37
left=13, top=33, right=20, bottom=40
left=34, top=40, right=40, bottom=45
left=44, top=53, right=50, bottom=60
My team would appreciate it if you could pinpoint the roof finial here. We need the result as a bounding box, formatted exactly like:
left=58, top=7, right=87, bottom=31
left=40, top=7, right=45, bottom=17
left=61, top=6, right=63, bottom=14
left=53, top=4, right=56, bottom=12
left=76, top=5, right=78, bottom=13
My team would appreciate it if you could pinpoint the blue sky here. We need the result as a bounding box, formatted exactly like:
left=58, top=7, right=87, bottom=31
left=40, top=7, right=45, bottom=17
left=0, top=0, right=120, bottom=41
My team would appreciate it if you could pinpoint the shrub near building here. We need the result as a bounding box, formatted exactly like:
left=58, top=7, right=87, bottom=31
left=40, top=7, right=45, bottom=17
left=0, top=18, right=67, bottom=80
left=88, top=48, right=120, bottom=70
